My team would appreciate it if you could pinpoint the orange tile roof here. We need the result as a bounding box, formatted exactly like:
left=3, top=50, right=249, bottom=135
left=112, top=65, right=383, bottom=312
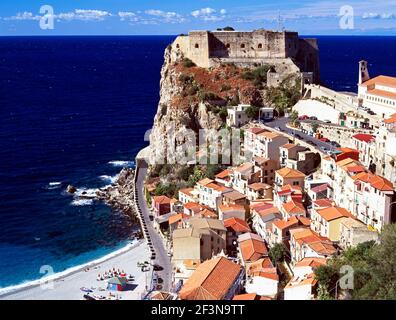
left=282, top=200, right=306, bottom=215
left=276, top=167, right=306, bottom=179
left=362, top=75, right=396, bottom=88
left=223, top=190, right=246, bottom=201
left=198, top=208, right=218, bottom=219
left=316, top=206, right=354, bottom=222
left=273, top=217, right=299, bottom=230
left=152, top=195, right=172, bottom=205
left=313, top=199, right=334, bottom=208
left=179, top=188, right=195, bottom=197
left=234, top=162, right=254, bottom=173
left=247, top=257, right=274, bottom=273
left=239, top=233, right=268, bottom=262
left=206, top=182, right=230, bottom=192
left=168, top=213, right=189, bottom=225
left=197, top=178, right=214, bottom=186
left=281, top=143, right=297, bottom=149
left=179, top=257, right=242, bottom=300
left=295, top=257, right=327, bottom=268
left=247, top=127, right=267, bottom=135
left=224, top=217, right=251, bottom=233
left=232, top=293, right=262, bottom=300
left=219, top=203, right=245, bottom=213
left=369, top=175, right=394, bottom=192
left=248, top=182, right=271, bottom=191
left=285, top=273, right=317, bottom=289
left=259, top=131, right=283, bottom=139
left=384, top=113, right=396, bottom=124
left=297, top=216, right=312, bottom=227
left=215, top=169, right=232, bottom=179
left=367, top=88, right=396, bottom=100
left=250, top=271, right=279, bottom=281
left=291, top=229, right=336, bottom=256
left=184, top=201, right=200, bottom=210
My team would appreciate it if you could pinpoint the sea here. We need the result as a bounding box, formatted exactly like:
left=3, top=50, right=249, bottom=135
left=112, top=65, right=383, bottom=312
left=0, top=35, right=395, bottom=289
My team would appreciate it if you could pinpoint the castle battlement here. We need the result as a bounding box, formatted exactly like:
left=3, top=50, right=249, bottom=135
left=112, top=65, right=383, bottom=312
left=172, top=29, right=320, bottom=85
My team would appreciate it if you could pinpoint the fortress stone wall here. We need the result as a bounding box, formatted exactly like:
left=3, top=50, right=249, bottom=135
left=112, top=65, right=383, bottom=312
left=171, top=29, right=320, bottom=85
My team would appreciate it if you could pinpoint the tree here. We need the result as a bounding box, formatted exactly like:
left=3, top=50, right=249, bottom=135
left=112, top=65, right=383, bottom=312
left=289, top=110, right=299, bottom=127
left=245, top=106, right=259, bottom=119
left=187, top=166, right=205, bottom=187
left=314, top=265, right=339, bottom=295
left=269, top=243, right=286, bottom=264
left=311, top=123, right=319, bottom=133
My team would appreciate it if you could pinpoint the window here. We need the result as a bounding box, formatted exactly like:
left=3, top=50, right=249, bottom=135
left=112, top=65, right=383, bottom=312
left=240, top=43, right=245, bottom=49
left=293, top=181, right=299, bottom=186
left=195, top=43, right=199, bottom=48
left=226, top=43, right=230, bottom=48
left=258, top=43, right=263, bottom=49
left=176, top=44, right=180, bottom=48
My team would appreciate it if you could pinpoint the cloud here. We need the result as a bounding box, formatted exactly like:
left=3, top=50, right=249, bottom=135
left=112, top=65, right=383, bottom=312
left=58, top=9, right=112, bottom=21
left=144, top=9, right=186, bottom=23
left=4, top=11, right=41, bottom=21
left=362, top=12, right=396, bottom=19
left=118, top=11, right=139, bottom=22
left=191, top=7, right=227, bottom=21
left=4, top=9, right=112, bottom=22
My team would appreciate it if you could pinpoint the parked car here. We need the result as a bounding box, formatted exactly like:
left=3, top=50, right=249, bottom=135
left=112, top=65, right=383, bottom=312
left=319, top=137, right=330, bottom=142
left=307, top=140, right=316, bottom=146
left=274, top=126, right=282, bottom=131
left=298, top=115, right=309, bottom=120
left=323, top=119, right=331, bottom=124
left=309, top=116, right=318, bottom=120
left=330, top=141, right=341, bottom=147
left=153, top=264, right=163, bottom=271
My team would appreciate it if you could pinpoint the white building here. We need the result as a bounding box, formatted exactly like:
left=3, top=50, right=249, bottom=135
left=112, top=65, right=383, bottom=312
left=358, top=60, right=396, bottom=117
left=226, top=104, right=250, bottom=128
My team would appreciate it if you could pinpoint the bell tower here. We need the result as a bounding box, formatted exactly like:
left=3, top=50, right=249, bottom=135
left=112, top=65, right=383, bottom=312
left=358, top=60, right=370, bottom=85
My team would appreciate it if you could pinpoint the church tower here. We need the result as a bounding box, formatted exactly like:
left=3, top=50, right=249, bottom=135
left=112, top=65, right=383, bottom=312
left=358, top=60, right=370, bottom=85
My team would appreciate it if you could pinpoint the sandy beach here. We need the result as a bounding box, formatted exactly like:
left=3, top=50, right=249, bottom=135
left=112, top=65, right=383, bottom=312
left=0, top=239, right=152, bottom=300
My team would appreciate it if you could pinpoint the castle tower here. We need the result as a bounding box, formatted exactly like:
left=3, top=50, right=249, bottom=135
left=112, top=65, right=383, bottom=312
left=358, top=60, right=370, bottom=85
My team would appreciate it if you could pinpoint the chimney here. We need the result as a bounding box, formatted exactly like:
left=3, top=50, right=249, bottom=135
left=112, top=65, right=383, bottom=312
left=358, top=60, right=370, bottom=85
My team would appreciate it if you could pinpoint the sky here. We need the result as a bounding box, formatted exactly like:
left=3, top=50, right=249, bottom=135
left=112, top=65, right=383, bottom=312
left=2, top=0, right=396, bottom=36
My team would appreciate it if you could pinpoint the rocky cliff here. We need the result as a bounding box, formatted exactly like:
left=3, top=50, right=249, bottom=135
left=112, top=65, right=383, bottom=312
left=149, top=44, right=266, bottom=163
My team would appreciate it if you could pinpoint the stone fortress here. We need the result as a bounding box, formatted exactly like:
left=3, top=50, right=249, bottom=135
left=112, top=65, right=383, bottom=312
left=171, top=29, right=320, bottom=87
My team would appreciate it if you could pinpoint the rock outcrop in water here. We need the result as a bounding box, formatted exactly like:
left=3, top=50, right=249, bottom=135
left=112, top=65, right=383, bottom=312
left=96, top=168, right=139, bottom=224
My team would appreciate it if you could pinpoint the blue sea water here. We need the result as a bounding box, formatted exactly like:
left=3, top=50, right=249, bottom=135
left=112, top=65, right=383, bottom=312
left=0, top=35, right=395, bottom=289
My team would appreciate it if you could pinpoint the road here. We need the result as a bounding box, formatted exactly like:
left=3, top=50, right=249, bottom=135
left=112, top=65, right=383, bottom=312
left=135, top=161, right=172, bottom=293
left=265, top=117, right=338, bottom=153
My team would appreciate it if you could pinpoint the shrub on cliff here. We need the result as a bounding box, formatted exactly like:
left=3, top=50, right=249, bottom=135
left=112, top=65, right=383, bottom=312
left=182, top=58, right=195, bottom=68
left=241, top=65, right=272, bottom=87
left=154, top=183, right=178, bottom=198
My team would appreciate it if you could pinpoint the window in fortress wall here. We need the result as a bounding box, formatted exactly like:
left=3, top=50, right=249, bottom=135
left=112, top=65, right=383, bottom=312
left=241, top=43, right=245, bottom=49
left=195, top=43, right=199, bottom=48
left=258, top=43, right=263, bottom=49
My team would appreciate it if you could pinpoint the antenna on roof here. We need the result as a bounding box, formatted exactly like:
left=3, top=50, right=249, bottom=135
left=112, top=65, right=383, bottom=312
left=277, top=11, right=285, bottom=31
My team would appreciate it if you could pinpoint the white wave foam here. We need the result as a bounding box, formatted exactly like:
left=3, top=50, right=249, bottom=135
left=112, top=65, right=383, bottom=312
left=74, top=188, right=98, bottom=198
left=99, top=174, right=119, bottom=184
left=108, top=160, right=135, bottom=167
left=47, top=182, right=62, bottom=190
left=0, top=239, right=142, bottom=296
left=71, top=199, right=93, bottom=206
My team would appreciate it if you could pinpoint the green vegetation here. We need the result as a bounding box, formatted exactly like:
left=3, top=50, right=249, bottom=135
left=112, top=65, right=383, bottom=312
left=289, top=110, right=300, bottom=127
left=182, top=58, right=196, bottom=68
left=220, top=84, right=232, bottom=92
left=265, top=75, right=301, bottom=116
left=311, top=123, right=319, bottom=133
left=313, top=96, right=335, bottom=107
left=245, top=105, right=260, bottom=119
left=269, top=243, right=287, bottom=265
left=241, top=65, right=272, bottom=88
left=187, top=166, right=206, bottom=187
left=198, top=90, right=219, bottom=102
left=179, top=74, right=194, bottom=84
left=217, top=26, right=235, bottom=31
left=154, top=183, right=178, bottom=198
left=314, top=225, right=396, bottom=300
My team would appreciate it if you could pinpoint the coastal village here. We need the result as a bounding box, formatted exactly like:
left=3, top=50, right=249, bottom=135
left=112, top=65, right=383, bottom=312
left=137, top=29, right=396, bottom=301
